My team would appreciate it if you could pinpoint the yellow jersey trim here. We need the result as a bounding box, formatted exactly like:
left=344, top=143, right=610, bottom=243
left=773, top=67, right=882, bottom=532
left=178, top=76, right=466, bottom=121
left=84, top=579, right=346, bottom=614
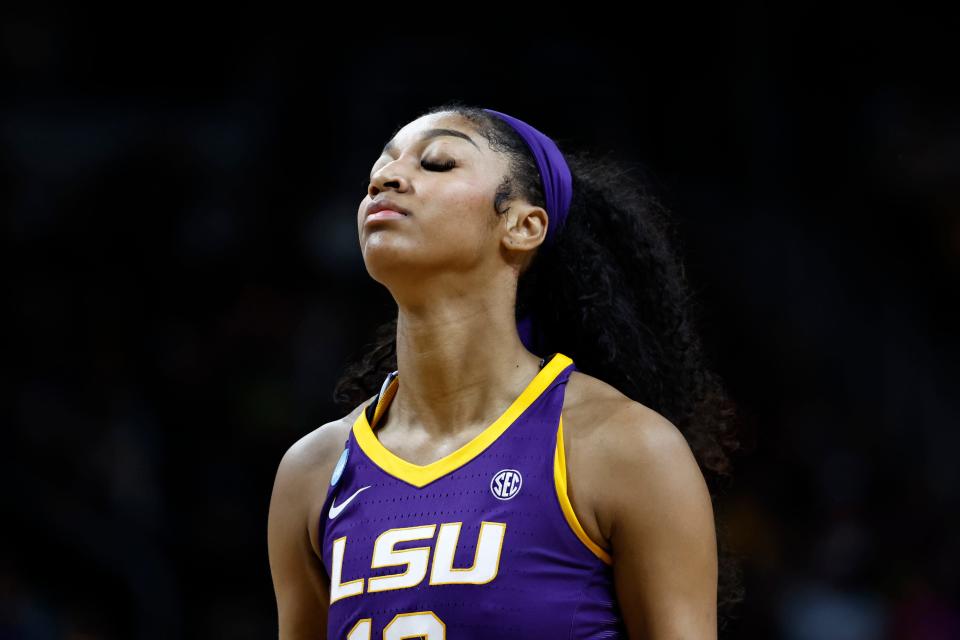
left=553, top=416, right=614, bottom=565
left=353, top=353, right=574, bottom=489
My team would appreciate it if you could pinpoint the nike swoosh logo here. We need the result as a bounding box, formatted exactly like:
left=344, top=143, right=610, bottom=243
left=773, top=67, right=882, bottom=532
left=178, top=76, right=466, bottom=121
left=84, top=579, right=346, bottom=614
left=329, top=485, right=372, bottom=519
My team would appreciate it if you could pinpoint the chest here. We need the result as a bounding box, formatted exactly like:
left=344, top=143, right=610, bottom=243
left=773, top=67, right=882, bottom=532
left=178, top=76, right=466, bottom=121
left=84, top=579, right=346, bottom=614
left=325, top=371, right=614, bottom=562
left=316, top=380, right=624, bottom=638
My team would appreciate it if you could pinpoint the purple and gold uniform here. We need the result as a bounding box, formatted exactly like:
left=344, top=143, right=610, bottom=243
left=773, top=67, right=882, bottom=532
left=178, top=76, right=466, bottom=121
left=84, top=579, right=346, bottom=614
left=318, top=352, right=626, bottom=638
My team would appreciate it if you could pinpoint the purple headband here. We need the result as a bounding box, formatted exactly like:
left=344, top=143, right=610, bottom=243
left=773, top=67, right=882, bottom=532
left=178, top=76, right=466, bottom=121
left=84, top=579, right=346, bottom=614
left=482, top=108, right=573, bottom=353
left=482, top=108, right=573, bottom=247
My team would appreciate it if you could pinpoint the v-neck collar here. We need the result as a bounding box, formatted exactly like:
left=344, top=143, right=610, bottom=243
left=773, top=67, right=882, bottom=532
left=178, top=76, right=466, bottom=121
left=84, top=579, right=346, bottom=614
left=352, top=352, right=572, bottom=488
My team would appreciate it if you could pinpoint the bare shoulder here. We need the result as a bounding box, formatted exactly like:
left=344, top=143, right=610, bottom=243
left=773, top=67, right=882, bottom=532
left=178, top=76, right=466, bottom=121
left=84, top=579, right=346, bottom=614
left=564, top=372, right=718, bottom=637
left=271, top=395, right=376, bottom=554
left=267, top=394, right=377, bottom=638
left=563, top=371, right=704, bottom=541
left=564, top=370, right=682, bottom=452
left=283, top=399, right=369, bottom=486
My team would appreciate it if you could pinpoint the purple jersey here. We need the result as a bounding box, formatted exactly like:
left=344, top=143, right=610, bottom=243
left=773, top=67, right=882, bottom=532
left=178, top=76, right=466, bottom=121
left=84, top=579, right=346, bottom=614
left=318, top=352, right=626, bottom=638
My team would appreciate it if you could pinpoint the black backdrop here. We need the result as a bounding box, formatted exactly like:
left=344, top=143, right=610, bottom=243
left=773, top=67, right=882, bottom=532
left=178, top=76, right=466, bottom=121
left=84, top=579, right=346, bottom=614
left=4, top=6, right=958, bottom=639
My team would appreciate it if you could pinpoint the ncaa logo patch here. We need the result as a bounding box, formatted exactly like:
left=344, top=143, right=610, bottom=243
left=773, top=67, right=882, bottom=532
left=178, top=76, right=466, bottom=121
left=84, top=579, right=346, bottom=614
left=330, top=446, right=349, bottom=486
left=490, top=468, right=523, bottom=500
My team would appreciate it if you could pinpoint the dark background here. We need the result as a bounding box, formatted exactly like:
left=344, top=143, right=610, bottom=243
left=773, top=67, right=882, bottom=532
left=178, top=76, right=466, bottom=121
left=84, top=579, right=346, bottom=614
left=4, top=6, right=958, bottom=639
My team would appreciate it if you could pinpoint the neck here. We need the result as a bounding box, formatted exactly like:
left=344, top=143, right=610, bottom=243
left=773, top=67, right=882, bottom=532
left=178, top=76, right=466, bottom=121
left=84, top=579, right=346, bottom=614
left=388, top=300, right=543, bottom=439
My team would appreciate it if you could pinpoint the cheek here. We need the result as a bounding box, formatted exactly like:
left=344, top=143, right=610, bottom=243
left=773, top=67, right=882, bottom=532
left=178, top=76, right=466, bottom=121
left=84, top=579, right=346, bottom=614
left=427, top=181, right=496, bottom=242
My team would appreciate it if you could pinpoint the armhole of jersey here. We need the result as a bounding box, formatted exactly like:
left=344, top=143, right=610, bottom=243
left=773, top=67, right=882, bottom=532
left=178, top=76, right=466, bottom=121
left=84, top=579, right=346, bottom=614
left=317, top=435, right=347, bottom=572
left=553, top=415, right=614, bottom=565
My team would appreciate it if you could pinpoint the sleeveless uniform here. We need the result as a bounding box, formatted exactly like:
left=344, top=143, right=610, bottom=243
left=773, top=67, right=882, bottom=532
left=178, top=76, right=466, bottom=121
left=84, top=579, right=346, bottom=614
left=318, top=352, right=626, bottom=639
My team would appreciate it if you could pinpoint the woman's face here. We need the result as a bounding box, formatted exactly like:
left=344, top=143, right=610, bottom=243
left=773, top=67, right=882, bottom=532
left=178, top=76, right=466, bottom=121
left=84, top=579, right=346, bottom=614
left=358, top=112, right=515, bottom=287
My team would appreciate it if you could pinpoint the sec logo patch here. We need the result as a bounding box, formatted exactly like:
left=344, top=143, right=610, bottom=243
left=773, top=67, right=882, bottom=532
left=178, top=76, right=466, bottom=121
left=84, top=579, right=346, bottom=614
left=490, top=468, right=523, bottom=500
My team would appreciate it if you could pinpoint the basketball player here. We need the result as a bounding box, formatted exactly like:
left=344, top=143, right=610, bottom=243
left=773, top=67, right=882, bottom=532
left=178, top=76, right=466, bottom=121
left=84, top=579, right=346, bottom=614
left=268, top=102, right=742, bottom=638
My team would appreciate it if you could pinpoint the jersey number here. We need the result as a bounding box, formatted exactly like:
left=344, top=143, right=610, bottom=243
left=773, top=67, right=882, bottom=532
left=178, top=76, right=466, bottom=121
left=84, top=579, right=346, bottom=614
left=347, top=611, right=444, bottom=639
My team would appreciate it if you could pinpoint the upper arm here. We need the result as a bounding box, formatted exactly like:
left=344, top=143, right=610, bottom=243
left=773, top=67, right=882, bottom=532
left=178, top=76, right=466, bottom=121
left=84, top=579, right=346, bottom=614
left=601, top=406, right=718, bottom=640
left=268, top=432, right=333, bottom=639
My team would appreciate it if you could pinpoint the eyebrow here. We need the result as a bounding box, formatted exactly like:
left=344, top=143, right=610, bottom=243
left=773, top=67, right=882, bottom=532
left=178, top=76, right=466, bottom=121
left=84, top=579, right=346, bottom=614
left=381, top=128, right=480, bottom=156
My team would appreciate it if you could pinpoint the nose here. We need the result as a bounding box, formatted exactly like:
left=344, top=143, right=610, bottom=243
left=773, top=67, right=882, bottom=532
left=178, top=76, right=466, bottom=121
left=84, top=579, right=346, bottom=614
left=368, top=159, right=410, bottom=196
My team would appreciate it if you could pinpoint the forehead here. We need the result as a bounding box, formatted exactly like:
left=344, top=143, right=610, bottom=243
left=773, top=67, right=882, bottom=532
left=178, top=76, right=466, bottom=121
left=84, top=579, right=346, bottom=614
left=381, top=113, right=483, bottom=156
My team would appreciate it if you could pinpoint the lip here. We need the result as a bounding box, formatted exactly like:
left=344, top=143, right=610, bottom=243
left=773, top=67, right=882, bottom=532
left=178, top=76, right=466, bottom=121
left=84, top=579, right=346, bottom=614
left=364, top=209, right=407, bottom=224
left=365, top=198, right=412, bottom=218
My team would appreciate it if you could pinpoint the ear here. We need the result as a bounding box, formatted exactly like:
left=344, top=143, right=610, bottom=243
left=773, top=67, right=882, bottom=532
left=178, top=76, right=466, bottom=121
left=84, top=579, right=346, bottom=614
left=501, top=202, right=548, bottom=251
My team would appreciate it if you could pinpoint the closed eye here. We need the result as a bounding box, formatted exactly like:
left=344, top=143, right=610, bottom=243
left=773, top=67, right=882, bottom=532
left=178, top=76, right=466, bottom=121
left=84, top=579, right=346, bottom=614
left=363, top=158, right=456, bottom=188
left=421, top=158, right=456, bottom=171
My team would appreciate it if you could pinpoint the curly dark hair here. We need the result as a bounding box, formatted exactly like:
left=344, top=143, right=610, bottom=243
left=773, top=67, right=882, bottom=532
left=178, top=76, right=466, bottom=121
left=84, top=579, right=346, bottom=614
left=333, top=99, right=746, bottom=631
